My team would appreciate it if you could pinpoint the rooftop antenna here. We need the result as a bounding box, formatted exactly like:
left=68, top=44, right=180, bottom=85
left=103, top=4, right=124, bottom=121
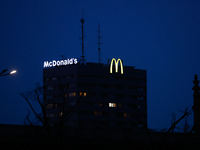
left=97, top=23, right=102, bottom=64
left=80, top=10, right=86, bottom=65
left=61, top=55, right=66, bottom=60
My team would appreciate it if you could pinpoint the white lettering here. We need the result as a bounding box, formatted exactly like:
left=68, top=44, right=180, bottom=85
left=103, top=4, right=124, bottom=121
left=53, top=60, right=56, bottom=66
left=49, top=62, right=52, bottom=67
left=69, top=58, right=73, bottom=64
left=44, top=61, right=49, bottom=67
left=74, top=58, right=78, bottom=64
left=60, top=60, right=64, bottom=66
left=57, top=60, right=60, bottom=66
left=64, top=60, right=67, bottom=65
left=43, top=58, right=78, bottom=68
left=67, top=59, right=70, bottom=65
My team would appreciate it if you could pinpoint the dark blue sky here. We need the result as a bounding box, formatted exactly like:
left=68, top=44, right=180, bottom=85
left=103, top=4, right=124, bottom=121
left=0, top=0, right=200, bottom=129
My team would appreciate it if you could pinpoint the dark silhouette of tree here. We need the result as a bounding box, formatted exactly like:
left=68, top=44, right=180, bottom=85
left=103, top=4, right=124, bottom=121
left=20, top=82, right=82, bottom=149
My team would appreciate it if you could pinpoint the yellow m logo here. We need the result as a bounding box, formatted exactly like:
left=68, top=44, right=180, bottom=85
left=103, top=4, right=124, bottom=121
left=110, top=58, right=123, bottom=74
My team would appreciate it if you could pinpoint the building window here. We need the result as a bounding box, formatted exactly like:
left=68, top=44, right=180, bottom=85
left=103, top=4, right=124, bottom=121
left=80, top=92, right=86, bottom=97
left=46, top=104, right=53, bottom=108
left=68, top=92, right=76, bottom=97
left=47, top=85, right=54, bottom=90
left=59, top=112, right=63, bottom=116
left=47, top=113, right=54, bottom=117
left=138, top=105, right=140, bottom=109
left=69, top=83, right=76, bottom=88
left=101, top=93, right=109, bottom=98
left=69, top=102, right=76, bottom=106
left=51, top=77, right=57, bottom=80
left=138, top=124, right=144, bottom=128
left=116, top=94, right=123, bottom=99
left=124, top=113, right=127, bottom=117
left=109, top=103, right=116, bottom=107
left=68, top=120, right=77, bottom=126
left=118, top=103, right=123, bottom=108
left=109, top=122, right=116, bottom=126
left=94, top=111, right=102, bottom=116
left=47, top=95, right=54, bottom=99
left=110, top=112, right=116, bottom=117
left=95, top=103, right=102, bottom=107
left=65, top=75, right=71, bottom=78
left=137, top=87, right=144, bottom=91
left=124, top=113, right=129, bottom=117
left=138, top=97, right=144, bottom=100
left=109, top=94, right=116, bottom=98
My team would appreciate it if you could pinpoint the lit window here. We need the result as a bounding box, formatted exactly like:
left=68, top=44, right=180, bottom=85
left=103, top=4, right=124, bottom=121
left=95, top=103, right=102, bottom=106
left=80, top=92, right=86, bottom=97
left=124, top=113, right=127, bottom=117
left=59, top=112, right=63, bottom=116
left=46, top=104, right=53, bottom=108
left=109, top=103, right=116, bottom=107
left=138, top=105, right=140, bottom=109
left=94, top=111, right=102, bottom=116
left=124, top=113, right=129, bottom=117
left=68, top=92, right=76, bottom=97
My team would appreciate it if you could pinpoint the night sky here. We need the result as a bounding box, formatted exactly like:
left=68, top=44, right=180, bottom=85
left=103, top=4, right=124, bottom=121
left=1, top=0, right=200, bottom=130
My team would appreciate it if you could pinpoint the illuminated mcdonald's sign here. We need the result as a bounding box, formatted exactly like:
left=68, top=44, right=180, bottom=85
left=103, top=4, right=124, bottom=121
left=110, top=58, right=123, bottom=74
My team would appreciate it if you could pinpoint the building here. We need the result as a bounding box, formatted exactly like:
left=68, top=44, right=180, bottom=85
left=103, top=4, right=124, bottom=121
left=43, top=58, right=147, bottom=129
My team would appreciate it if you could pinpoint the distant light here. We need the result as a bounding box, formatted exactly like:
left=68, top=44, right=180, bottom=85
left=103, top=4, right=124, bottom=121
left=10, top=70, right=17, bottom=74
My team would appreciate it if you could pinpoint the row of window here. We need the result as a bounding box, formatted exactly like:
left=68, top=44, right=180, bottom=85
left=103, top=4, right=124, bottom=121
left=47, top=112, right=63, bottom=117
left=93, top=111, right=147, bottom=118
left=44, top=75, right=146, bottom=82
left=91, top=102, right=146, bottom=110
left=45, top=92, right=146, bottom=100
left=78, top=83, right=146, bottom=91
left=46, top=92, right=86, bottom=99
left=46, top=111, right=147, bottom=119
left=44, top=84, right=146, bottom=91
left=46, top=102, right=147, bottom=110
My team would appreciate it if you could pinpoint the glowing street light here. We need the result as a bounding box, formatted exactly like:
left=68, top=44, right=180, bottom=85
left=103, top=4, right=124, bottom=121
left=0, top=69, right=17, bottom=77
left=10, top=70, right=17, bottom=74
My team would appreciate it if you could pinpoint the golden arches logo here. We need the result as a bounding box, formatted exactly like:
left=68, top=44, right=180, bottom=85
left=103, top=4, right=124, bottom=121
left=110, top=58, right=123, bottom=74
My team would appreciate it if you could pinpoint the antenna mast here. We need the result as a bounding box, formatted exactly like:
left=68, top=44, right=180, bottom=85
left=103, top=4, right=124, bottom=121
left=97, top=23, right=102, bottom=64
left=80, top=10, right=86, bottom=65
